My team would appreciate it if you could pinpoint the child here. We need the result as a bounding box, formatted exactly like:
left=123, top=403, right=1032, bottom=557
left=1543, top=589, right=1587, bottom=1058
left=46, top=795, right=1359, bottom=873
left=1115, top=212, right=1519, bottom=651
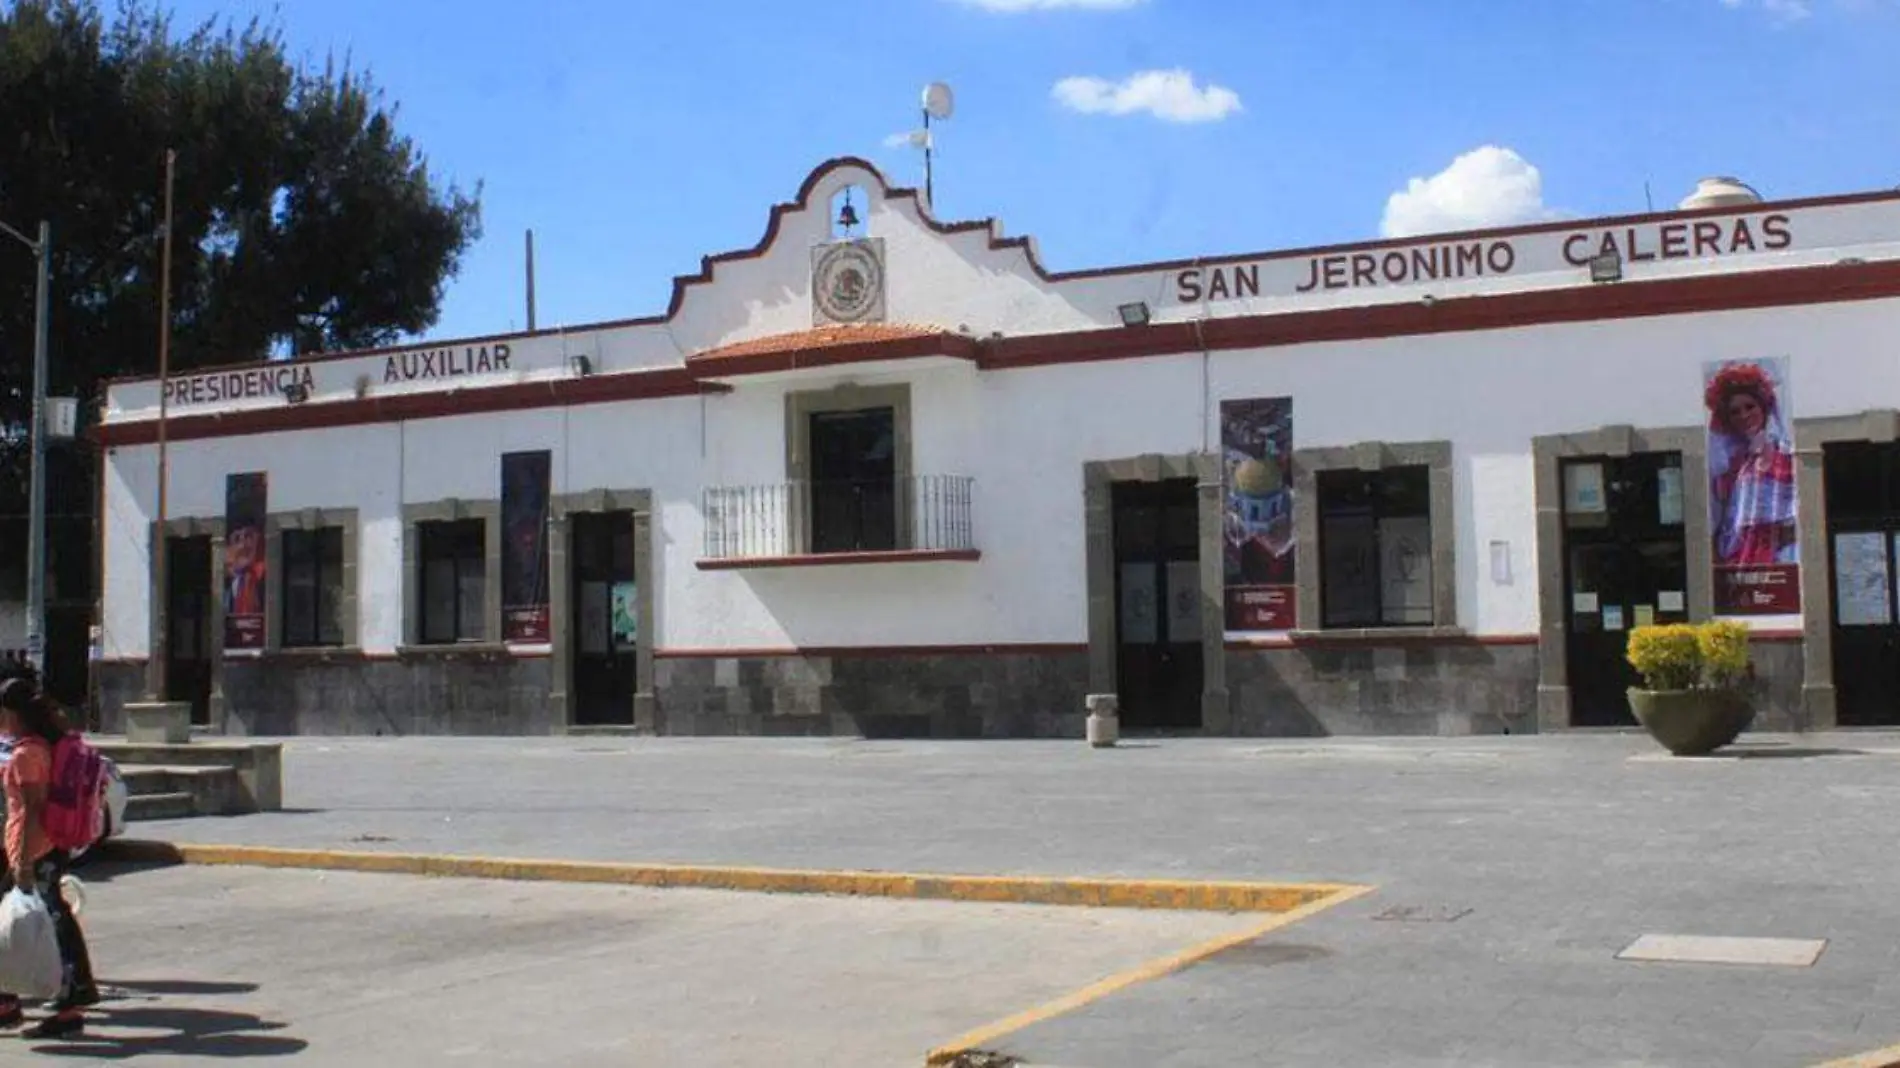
left=0, top=676, right=98, bottom=1038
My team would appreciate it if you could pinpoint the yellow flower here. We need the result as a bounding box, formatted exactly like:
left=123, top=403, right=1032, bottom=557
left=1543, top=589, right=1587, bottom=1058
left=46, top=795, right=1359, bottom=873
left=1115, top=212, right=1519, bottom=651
left=1627, top=624, right=1699, bottom=691
left=1626, top=620, right=1753, bottom=691
left=1696, top=620, right=1750, bottom=687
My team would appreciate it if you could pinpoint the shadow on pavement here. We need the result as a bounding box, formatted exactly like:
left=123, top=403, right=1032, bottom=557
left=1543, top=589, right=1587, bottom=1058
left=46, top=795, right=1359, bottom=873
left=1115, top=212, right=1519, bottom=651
left=1710, top=745, right=1866, bottom=760
left=61, top=858, right=177, bottom=885
left=32, top=1003, right=305, bottom=1060
left=1203, top=942, right=1333, bottom=968
left=107, top=979, right=260, bottom=997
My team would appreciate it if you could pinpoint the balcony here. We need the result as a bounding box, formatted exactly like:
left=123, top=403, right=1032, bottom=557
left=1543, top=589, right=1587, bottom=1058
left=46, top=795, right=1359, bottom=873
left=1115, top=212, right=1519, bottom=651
left=699, top=475, right=979, bottom=569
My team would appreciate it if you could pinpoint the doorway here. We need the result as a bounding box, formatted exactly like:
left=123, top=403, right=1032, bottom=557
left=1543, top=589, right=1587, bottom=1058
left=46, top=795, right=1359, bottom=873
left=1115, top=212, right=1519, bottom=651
left=1560, top=453, right=1691, bottom=727
left=808, top=407, right=897, bottom=553
left=164, top=535, right=215, bottom=726
left=1112, top=478, right=1204, bottom=730
left=1823, top=441, right=1900, bottom=726
left=569, top=511, right=638, bottom=726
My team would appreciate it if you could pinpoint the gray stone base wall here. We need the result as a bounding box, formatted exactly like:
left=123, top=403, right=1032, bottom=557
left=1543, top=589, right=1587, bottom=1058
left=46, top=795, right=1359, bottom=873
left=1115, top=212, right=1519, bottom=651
left=1743, top=638, right=1803, bottom=733
left=87, top=636, right=1809, bottom=739
left=651, top=650, right=1091, bottom=738
left=95, top=662, right=146, bottom=734
left=1227, top=641, right=1542, bottom=736
left=96, top=652, right=554, bottom=736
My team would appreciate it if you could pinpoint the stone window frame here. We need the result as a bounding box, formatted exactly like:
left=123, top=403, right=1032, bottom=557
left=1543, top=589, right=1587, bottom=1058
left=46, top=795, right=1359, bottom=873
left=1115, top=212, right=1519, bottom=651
left=1083, top=453, right=1230, bottom=734
left=1291, top=440, right=1459, bottom=639
left=783, top=382, right=914, bottom=553
left=1530, top=424, right=1712, bottom=731
left=401, top=499, right=503, bottom=651
left=547, top=488, right=659, bottom=734
left=1791, top=408, right=1900, bottom=732
left=264, top=507, right=361, bottom=654
left=145, top=514, right=227, bottom=730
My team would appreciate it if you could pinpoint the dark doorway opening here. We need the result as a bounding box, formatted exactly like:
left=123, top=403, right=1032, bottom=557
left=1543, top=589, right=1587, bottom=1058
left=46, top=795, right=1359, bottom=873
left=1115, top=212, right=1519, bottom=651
left=570, top=511, right=637, bottom=726
left=1560, top=453, right=1691, bottom=727
left=163, top=535, right=214, bottom=726
left=1823, top=441, right=1900, bottom=726
left=1112, top=478, right=1204, bottom=731
left=808, top=407, right=897, bottom=553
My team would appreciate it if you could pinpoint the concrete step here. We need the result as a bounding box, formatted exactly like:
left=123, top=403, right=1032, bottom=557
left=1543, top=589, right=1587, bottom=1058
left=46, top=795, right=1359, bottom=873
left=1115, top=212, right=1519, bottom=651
left=127, top=791, right=197, bottom=822
left=114, top=764, right=242, bottom=817
left=119, top=764, right=239, bottom=800
left=92, top=739, right=283, bottom=815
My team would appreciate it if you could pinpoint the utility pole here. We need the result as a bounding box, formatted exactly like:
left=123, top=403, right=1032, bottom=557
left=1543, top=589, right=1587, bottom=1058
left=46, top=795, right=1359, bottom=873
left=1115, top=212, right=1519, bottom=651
left=525, top=229, right=537, bottom=331
left=146, top=149, right=177, bottom=701
left=27, top=221, right=48, bottom=676
left=0, top=215, right=51, bottom=676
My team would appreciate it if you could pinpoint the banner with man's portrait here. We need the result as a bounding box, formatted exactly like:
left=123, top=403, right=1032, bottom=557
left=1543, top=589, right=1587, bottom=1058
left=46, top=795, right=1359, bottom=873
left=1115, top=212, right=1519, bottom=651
left=223, top=472, right=268, bottom=648
left=501, top=450, right=553, bottom=642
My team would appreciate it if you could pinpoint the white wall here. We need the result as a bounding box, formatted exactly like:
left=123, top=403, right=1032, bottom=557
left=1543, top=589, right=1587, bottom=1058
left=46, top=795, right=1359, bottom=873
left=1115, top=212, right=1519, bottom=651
left=105, top=160, right=1900, bottom=426
left=679, top=294, right=1900, bottom=647
left=103, top=398, right=706, bottom=658
left=94, top=152, right=1900, bottom=658
left=102, top=294, right=1900, bottom=656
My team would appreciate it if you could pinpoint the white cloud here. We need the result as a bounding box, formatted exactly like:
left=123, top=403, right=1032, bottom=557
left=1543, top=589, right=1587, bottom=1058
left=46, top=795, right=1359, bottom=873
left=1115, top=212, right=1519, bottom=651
left=1723, top=0, right=1900, bottom=17
left=1051, top=69, right=1242, bottom=123
left=1381, top=145, right=1563, bottom=239
left=955, top=0, right=1146, bottom=10
left=1718, top=0, right=1815, bottom=19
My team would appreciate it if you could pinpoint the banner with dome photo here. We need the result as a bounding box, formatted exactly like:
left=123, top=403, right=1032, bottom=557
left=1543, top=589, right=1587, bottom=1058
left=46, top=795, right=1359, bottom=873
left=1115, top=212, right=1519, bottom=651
left=1222, top=397, right=1296, bottom=630
left=1704, top=357, right=1800, bottom=615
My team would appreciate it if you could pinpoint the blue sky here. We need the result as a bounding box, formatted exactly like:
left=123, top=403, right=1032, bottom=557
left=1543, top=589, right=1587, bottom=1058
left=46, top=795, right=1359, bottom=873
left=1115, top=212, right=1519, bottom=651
left=165, top=0, right=1900, bottom=343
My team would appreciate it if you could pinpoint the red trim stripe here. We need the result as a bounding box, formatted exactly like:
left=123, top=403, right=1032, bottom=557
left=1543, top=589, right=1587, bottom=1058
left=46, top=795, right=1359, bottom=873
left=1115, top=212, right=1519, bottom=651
left=96, top=258, right=1900, bottom=446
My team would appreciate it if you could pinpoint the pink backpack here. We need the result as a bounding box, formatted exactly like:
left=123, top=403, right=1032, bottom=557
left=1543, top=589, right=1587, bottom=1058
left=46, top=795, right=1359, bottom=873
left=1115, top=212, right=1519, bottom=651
left=44, top=732, right=106, bottom=852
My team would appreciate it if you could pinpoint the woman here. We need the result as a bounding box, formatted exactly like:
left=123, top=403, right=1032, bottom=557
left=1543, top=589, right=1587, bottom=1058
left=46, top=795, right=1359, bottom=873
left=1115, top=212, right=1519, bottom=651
left=0, top=676, right=97, bottom=1038
left=1706, top=361, right=1798, bottom=567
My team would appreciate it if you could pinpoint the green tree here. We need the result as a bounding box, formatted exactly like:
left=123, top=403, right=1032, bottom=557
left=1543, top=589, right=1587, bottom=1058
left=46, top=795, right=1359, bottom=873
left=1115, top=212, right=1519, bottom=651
left=0, top=0, right=480, bottom=695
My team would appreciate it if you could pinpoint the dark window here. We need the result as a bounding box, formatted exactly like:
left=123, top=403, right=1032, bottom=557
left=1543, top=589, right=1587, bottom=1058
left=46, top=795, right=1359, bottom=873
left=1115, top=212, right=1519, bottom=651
left=1318, top=465, right=1433, bottom=628
left=419, top=519, right=486, bottom=644
left=282, top=527, right=346, bottom=648
left=808, top=407, right=898, bottom=553
left=1824, top=441, right=1900, bottom=524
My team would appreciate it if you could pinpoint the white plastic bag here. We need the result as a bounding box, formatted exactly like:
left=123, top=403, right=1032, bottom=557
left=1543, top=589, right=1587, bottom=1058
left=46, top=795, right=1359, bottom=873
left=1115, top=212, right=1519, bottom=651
left=0, top=888, right=62, bottom=1000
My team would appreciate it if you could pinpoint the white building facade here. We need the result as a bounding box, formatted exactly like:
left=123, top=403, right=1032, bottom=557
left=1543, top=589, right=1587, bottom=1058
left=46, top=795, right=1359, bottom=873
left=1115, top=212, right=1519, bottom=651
left=92, top=159, right=1900, bottom=737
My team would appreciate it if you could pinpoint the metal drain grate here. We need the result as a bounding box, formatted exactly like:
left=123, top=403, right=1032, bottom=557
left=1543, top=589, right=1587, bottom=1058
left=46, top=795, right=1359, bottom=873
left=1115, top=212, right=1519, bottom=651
left=1372, top=905, right=1472, bottom=923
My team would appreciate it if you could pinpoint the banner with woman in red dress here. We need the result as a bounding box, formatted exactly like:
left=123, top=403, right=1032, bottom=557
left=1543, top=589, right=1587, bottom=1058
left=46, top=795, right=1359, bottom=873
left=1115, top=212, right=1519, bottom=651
left=1704, top=358, right=1799, bottom=615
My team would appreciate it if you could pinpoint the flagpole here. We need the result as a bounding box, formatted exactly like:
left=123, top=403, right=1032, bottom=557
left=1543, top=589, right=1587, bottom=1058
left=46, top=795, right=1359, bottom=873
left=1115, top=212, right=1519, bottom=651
left=146, top=149, right=176, bottom=701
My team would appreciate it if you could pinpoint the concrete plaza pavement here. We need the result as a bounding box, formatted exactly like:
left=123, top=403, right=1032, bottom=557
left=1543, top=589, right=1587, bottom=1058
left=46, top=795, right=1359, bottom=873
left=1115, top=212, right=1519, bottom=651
left=121, top=732, right=1900, bottom=1066
left=1, top=863, right=1248, bottom=1066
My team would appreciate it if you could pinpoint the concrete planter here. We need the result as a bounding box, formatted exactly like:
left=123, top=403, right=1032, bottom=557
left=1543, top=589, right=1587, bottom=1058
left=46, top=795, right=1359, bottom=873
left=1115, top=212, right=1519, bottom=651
left=1626, top=687, right=1755, bottom=757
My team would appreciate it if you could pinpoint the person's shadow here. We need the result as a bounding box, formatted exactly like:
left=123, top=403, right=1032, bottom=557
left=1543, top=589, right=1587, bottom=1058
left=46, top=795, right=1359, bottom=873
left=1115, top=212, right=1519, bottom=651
left=30, top=979, right=308, bottom=1060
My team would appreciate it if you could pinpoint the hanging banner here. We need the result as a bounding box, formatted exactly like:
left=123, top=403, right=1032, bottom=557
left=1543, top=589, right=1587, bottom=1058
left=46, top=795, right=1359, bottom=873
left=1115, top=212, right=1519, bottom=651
left=222, top=472, right=268, bottom=649
left=1704, top=357, right=1800, bottom=615
left=500, top=450, right=553, bottom=642
left=1221, top=397, right=1297, bottom=630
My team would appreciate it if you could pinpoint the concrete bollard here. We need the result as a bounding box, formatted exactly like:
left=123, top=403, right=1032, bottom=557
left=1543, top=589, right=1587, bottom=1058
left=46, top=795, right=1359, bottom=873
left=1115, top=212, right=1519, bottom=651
left=1085, top=693, right=1119, bottom=748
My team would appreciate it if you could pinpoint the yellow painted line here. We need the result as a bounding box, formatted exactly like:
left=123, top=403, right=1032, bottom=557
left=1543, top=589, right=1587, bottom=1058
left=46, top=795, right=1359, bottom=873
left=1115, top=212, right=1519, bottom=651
left=102, top=839, right=1351, bottom=914
left=1809, top=1043, right=1900, bottom=1068
left=924, top=883, right=1376, bottom=1067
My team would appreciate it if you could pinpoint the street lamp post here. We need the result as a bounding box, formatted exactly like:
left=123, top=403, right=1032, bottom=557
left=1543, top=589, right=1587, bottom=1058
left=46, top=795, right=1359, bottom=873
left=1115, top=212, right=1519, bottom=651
left=0, top=217, right=51, bottom=675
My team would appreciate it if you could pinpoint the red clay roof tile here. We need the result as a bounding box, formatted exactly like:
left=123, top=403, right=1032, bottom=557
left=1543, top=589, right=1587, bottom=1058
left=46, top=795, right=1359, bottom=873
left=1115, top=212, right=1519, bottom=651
left=690, top=323, right=950, bottom=363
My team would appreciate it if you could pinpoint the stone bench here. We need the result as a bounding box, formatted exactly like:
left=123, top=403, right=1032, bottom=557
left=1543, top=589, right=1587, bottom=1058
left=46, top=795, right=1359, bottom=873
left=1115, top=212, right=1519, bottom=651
left=93, top=740, right=284, bottom=814
left=122, top=701, right=192, bottom=745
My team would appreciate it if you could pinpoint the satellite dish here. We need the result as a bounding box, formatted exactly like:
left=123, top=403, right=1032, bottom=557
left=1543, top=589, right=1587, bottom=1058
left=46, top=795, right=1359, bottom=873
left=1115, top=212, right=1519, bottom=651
left=922, top=82, right=955, bottom=121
